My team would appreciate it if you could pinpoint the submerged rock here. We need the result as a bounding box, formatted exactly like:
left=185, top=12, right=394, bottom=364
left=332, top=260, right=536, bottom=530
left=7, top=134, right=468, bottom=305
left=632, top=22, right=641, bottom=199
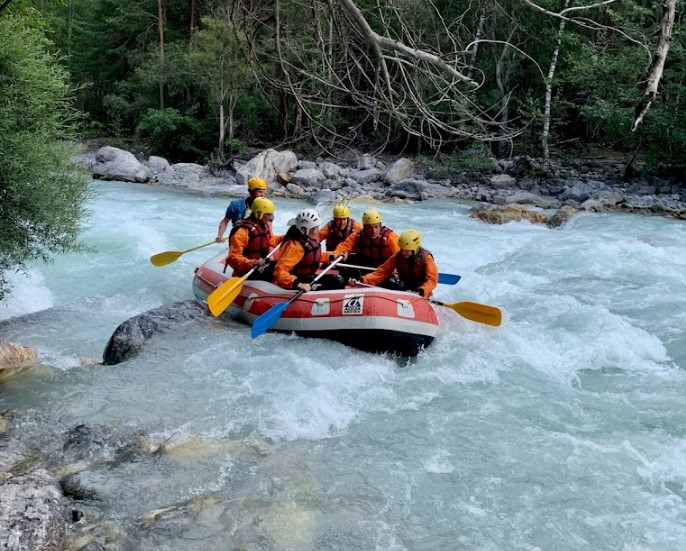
left=0, top=338, right=37, bottom=368
left=102, top=300, right=211, bottom=365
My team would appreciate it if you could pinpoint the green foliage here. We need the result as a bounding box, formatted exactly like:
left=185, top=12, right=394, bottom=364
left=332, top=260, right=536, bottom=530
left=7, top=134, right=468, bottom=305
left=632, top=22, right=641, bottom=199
left=0, top=9, right=91, bottom=301
left=137, top=108, right=210, bottom=161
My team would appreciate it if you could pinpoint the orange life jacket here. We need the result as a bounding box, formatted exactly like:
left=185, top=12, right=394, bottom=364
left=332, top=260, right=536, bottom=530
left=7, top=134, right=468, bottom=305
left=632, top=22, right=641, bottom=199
left=395, top=249, right=431, bottom=290
left=324, top=218, right=356, bottom=251
left=355, top=226, right=394, bottom=267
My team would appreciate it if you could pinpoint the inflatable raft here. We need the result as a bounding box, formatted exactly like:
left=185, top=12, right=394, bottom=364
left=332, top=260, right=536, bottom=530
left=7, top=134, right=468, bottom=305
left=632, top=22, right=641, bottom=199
left=192, top=251, right=439, bottom=356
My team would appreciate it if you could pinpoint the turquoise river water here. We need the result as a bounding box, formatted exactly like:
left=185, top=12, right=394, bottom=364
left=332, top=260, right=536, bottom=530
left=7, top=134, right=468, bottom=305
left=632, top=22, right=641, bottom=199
left=1, top=181, right=686, bottom=550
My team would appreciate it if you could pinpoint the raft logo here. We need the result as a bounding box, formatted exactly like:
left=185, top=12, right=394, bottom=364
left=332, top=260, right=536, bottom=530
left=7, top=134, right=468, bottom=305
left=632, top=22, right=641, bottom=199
left=342, top=295, right=364, bottom=315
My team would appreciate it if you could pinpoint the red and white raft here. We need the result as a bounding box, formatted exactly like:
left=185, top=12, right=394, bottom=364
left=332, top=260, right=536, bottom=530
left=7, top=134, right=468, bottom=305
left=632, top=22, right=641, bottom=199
left=193, top=251, right=440, bottom=356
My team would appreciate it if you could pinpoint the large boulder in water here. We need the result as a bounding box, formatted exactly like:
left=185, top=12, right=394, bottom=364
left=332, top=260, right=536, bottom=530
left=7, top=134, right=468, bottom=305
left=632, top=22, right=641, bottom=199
left=102, top=300, right=211, bottom=365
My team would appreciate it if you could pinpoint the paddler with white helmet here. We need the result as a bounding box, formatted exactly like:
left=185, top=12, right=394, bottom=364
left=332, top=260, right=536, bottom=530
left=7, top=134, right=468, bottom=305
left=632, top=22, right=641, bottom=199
left=273, top=209, right=345, bottom=292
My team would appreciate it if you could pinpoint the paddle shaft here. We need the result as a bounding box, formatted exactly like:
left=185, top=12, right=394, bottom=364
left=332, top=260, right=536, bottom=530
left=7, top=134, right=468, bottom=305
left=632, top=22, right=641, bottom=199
left=337, top=262, right=460, bottom=285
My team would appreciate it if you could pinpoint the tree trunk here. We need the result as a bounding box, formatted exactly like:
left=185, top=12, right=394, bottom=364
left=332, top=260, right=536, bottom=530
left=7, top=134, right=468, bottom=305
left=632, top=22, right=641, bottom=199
left=157, top=0, right=165, bottom=110
left=189, top=0, right=197, bottom=37
left=632, top=0, right=676, bottom=131
left=541, top=0, right=569, bottom=159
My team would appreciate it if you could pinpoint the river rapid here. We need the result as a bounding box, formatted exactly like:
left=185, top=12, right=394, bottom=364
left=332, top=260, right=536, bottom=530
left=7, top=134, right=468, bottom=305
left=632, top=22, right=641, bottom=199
left=1, top=181, right=686, bottom=550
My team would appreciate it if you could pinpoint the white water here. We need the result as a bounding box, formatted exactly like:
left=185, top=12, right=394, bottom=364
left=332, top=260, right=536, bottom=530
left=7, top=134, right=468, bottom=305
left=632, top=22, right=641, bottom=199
left=2, top=181, right=686, bottom=550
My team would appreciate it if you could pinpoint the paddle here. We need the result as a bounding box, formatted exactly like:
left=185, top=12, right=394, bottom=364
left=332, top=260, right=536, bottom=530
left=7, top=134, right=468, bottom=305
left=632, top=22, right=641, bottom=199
left=251, top=255, right=345, bottom=339
left=207, top=245, right=282, bottom=317
left=430, top=299, right=502, bottom=327
left=351, top=281, right=502, bottom=327
left=337, top=262, right=460, bottom=285
left=150, top=239, right=225, bottom=267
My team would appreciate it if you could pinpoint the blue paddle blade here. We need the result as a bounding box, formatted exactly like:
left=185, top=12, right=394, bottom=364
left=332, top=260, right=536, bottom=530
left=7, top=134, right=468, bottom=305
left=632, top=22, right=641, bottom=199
left=438, top=273, right=461, bottom=285
left=251, top=301, right=290, bottom=339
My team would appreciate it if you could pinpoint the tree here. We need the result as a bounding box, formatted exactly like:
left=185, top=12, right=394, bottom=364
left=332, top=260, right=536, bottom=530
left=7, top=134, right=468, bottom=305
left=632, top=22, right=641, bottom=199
left=0, top=8, right=91, bottom=301
left=188, top=13, right=253, bottom=160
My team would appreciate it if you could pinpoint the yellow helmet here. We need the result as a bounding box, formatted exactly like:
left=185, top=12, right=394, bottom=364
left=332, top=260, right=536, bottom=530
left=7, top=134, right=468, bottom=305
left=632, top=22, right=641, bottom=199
left=333, top=204, right=350, bottom=218
left=251, top=197, right=275, bottom=220
left=362, top=209, right=382, bottom=225
left=247, top=177, right=268, bottom=191
left=398, top=229, right=421, bottom=252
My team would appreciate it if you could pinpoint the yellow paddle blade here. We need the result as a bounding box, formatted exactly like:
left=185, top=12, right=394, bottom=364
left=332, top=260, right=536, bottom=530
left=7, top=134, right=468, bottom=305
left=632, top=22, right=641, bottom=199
left=149, top=250, right=184, bottom=267
left=207, top=276, right=248, bottom=317
left=149, top=240, right=220, bottom=267
left=445, top=301, right=502, bottom=327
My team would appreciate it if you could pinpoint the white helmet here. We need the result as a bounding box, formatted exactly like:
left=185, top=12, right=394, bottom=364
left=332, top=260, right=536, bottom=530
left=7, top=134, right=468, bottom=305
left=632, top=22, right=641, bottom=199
left=288, top=209, right=321, bottom=234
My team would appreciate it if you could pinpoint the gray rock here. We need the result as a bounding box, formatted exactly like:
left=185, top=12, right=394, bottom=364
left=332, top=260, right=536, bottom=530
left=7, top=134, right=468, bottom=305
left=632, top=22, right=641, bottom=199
left=0, top=470, right=65, bottom=551
left=102, top=300, right=210, bottom=365
left=291, top=168, right=326, bottom=187
left=91, top=146, right=151, bottom=183
left=490, top=174, right=517, bottom=188
left=285, top=183, right=307, bottom=197
left=235, top=149, right=298, bottom=187
left=383, top=158, right=415, bottom=185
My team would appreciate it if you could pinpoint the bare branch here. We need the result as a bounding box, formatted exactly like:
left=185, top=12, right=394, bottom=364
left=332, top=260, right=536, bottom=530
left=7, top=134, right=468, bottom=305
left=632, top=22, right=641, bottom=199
left=632, top=0, right=676, bottom=131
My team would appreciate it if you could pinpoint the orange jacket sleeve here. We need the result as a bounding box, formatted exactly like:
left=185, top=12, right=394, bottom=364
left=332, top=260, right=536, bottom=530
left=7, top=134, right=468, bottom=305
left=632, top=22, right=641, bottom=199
left=273, top=240, right=306, bottom=289
left=318, top=224, right=330, bottom=243
left=419, top=253, right=438, bottom=298
left=227, top=227, right=255, bottom=273
left=332, top=231, right=358, bottom=257
left=360, top=255, right=398, bottom=287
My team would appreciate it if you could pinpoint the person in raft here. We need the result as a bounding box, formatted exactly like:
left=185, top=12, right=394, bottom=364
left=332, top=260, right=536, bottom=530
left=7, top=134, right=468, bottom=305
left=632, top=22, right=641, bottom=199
left=349, top=229, right=438, bottom=297
left=226, top=197, right=282, bottom=281
left=273, top=209, right=346, bottom=292
left=328, top=208, right=399, bottom=281
left=318, top=203, right=362, bottom=252
left=215, top=176, right=268, bottom=242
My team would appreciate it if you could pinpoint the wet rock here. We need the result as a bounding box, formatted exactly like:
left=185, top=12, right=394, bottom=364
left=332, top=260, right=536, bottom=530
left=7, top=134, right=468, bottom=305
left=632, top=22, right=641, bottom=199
left=60, top=472, right=99, bottom=501
left=0, top=338, right=37, bottom=368
left=0, top=433, right=29, bottom=473
left=0, top=469, right=66, bottom=551
left=470, top=203, right=549, bottom=225
left=547, top=205, right=577, bottom=228
left=102, top=299, right=210, bottom=365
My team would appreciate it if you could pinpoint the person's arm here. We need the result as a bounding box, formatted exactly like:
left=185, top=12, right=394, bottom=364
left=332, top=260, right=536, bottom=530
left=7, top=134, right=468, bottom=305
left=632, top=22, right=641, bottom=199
left=360, top=256, right=397, bottom=286
left=227, top=228, right=257, bottom=273
left=273, top=241, right=305, bottom=289
left=216, top=217, right=230, bottom=242
left=418, top=253, right=439, bottom=297
left=352, top=220, right=363, bottom=233
left=332, top=232, right=357, bottom=259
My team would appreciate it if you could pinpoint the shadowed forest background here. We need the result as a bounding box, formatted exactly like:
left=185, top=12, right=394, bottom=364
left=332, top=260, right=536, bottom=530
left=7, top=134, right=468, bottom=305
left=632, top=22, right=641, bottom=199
left=9, top=0, right=686, bottom=166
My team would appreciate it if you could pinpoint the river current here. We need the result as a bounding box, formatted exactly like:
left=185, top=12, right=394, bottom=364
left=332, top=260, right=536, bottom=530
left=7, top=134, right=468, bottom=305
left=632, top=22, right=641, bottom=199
left=1, top=181, right=686, bottom=550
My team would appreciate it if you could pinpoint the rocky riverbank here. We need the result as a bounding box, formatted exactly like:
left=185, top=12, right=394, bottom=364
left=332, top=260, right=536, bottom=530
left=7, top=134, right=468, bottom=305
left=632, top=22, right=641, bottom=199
left=72, top=145, right=686, bottom=222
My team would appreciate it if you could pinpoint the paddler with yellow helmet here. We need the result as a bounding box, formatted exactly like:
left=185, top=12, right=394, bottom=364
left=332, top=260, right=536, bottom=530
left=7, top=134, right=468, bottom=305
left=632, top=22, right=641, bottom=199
left=330, top=208, right=399, bottom=269
left=349, top=229, right=438, bottom=297
left=216, top=176, right=268, bottom=242
left=318, top=203, right=362, bottom=251
left=226, top=197, right=282, bottom=281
